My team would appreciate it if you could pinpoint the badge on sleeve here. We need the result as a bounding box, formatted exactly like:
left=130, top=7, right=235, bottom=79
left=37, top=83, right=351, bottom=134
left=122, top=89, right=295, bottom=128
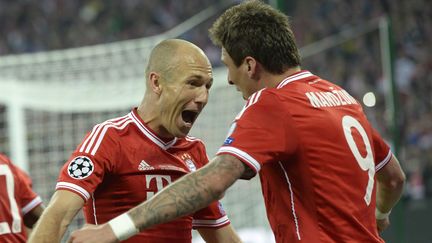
left=223, top=122, right=237, bottom=145
left=67, top=156, right=94, bottom=179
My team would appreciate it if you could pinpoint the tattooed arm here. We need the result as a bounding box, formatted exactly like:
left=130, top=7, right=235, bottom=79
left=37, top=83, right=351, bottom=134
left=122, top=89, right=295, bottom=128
left=69, top=154, right=248, bottom=243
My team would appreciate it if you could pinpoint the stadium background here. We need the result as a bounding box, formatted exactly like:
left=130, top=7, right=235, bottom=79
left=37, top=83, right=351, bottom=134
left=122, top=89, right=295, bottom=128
left=0, top=0, right=431, bottom=242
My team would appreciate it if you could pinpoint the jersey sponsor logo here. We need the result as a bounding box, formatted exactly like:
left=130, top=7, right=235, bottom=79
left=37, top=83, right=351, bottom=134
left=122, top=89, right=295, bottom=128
left=146, top=175, right=172, bottom=199
left=180, top=153, right=196, bottom=172
left=138, top=160, right=154, bottom=171
left=67, top=156, right=94, bottom=180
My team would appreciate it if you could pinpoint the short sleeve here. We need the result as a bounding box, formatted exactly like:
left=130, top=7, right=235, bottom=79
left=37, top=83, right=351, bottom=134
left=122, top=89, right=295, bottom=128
left=216, top=90, right=298, bottom=176
left=56, top=125, right=118, bottom=201
left=192, top=201, right=230, bottom=229
left=14, top=166, right=43, bottom=215
left=371, top=127, right=392, bottom=172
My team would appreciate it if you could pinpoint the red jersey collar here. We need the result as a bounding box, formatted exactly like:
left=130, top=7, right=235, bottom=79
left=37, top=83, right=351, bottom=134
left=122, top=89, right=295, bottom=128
left=277, top=70, right=314, bottom=89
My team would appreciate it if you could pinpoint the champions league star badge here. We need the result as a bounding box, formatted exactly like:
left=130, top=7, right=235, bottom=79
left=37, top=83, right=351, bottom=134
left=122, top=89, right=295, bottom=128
left=181, top=153, right=197, bottom=172
left=67, top=156, right=94, bottom=179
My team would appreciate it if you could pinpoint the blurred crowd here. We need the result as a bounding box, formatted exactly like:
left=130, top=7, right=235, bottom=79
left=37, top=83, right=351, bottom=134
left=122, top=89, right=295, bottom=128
left=0, top=0, right=431, bottom=202
left=0, top=0, right=217, bottom=54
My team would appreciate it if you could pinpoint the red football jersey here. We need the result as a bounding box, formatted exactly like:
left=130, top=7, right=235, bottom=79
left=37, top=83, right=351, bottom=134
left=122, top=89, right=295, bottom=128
left=57, top=108, right=229, bottom=243
left=217, top=71, right=391, bottom=243
left=0, top=153, right=43, bottom=243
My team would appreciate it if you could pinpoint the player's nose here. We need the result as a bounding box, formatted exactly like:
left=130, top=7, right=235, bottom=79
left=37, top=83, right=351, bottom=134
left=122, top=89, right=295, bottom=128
left=194, top=86, right=209, bottom=105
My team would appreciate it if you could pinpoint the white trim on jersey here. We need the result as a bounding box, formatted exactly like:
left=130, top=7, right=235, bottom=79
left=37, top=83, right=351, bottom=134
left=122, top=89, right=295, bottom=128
left=21, top=196, right=42, bottom=215
left=92, top=193, right=98, bottom=225
left=375, top=150, right=392, bottom=172
left=192, top=215, right=230, bottom=227
left=277, top=71, right=313, bottom=89
left=79, top=114, right=131, bottom=154
left=130, top=110, right=178, bottom=150
left=56, top=182, right=90, bottom=200
left=235, top=89, right=264, bottom=120
left=278, top=161, right=301, bottom=240
left=90, top=119, right=133, bottom=156
left=185, top=136, right=202, bottom=143
left=217, top=147, right=261, bottom=172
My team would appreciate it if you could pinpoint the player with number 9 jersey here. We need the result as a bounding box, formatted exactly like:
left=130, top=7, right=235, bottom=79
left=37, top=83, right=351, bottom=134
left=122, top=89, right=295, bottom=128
left=217, top=71, right=392, bottom=242
left=0, top=153, right=43, bottom=243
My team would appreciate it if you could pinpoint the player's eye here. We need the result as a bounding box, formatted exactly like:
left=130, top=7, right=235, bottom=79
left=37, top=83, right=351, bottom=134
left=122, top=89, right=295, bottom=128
left=206, top=82, right=213, bottom=90
left=188, top=80, right=201, bottom=87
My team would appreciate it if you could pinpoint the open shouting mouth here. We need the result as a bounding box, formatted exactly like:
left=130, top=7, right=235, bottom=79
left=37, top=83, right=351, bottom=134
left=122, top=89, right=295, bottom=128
left=181, top=110, right=199, bottom=126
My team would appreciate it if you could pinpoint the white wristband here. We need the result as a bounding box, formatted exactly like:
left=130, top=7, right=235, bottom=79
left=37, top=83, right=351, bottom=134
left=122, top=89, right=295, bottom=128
left=108, top=213, right=139, bottom=241
left=375, top=208, right=391, bottom=220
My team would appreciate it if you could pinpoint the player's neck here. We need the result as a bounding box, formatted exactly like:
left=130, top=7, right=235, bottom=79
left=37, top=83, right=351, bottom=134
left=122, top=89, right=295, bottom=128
left=137, top=101, right=176, bottom=140
left=260, top=66, right=301, bottom=88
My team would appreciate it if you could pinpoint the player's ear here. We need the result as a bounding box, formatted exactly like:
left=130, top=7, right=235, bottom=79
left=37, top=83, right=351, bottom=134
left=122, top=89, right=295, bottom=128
left=244, top=57, right=258, bottom=79
left=148, top=72, right=163, bottom=95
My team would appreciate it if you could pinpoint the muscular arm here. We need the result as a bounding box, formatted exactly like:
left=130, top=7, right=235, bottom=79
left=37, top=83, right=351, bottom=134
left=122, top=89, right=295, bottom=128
left=131, top=154, right=245, bottom=231
left=69, top=154, right=247, bottom=243
left=28, top=190, right=84, bottom=243
left=375, top=154, right=406, bottom=232
left=198, top=224, right=242, bottom=243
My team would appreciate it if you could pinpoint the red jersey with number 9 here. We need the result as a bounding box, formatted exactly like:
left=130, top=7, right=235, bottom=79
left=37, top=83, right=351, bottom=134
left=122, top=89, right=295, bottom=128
left=217, top=71, right=391, bottom=243
left=0, top=153, right=43, bottom=243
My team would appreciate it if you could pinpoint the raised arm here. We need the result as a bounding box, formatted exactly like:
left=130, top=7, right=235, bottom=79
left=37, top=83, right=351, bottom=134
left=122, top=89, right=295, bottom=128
left=375, top=154, right=406, bottom=232
left=69, top=154, right=247, bottom=243
left=28, top=190, right=84, bottom=243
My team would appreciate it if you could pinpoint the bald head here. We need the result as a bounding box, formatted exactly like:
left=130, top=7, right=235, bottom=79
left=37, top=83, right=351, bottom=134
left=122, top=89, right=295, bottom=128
left=145, top=39, right=210, bottom=85
left=139, top=39, right=213, bottom=138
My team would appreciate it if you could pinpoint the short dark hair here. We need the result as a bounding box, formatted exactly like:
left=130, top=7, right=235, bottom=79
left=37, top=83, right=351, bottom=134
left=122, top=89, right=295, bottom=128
left=209, top=0, right=301, bottom=74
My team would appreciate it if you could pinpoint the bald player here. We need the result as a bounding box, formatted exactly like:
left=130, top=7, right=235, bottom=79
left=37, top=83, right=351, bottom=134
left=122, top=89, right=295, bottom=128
left=29, top=39, right=241, bottom=243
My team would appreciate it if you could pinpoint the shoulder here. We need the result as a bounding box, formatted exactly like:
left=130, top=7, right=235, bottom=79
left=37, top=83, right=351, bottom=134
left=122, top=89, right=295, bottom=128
left=235, top=88, right=282, bottom=120
left=78, top=113, right=134, bottom=156
left=0, top=153, right=11, bottom=164
left=0, top=154, right=17, bottom=173
left=185, top=135, right=204, bottom=144
left=0, top=154, right=29, bottom=186
left=180, top=136, right=206, bottom=149
left=175, top=136, right=207, bottom=153
left=90, top=113, right=134, bottom=137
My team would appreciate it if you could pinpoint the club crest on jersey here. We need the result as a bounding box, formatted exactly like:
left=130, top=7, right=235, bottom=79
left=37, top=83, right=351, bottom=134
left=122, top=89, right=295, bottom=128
left=67, top=156, right=94, bottom=180
left=180, top=153, right=196, bottom=172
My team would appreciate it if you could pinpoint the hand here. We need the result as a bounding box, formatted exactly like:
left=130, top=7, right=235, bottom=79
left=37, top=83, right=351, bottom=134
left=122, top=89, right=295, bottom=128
left=69, top=224, right=118, bottom=243
left=376, top=217, right=390, bottom=233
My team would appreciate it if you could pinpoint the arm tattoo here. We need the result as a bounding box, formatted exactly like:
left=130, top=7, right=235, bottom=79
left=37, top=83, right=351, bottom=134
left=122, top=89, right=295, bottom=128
left=129, top=155, right=245, bottom=231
